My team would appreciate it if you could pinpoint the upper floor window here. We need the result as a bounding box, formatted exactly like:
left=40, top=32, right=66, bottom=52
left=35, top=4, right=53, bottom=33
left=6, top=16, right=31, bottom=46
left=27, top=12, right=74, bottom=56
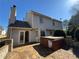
left=52, top=21, right=55, bottom=26
left=56, top=22, right=59, bottom=26
left=39, top=16, right=43, bottom=23
left=52, top=21, right=59, bottom=26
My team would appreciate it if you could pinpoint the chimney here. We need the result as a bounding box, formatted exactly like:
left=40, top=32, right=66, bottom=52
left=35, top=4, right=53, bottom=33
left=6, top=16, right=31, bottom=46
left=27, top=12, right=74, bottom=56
left=9, top=5, right=16, bottom=24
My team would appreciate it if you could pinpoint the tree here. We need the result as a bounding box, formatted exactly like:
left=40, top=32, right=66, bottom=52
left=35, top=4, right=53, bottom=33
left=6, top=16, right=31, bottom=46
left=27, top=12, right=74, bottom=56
left=70, top=1, right=79, bottom=16
left=62, top=20, right=69, bottom=33
left=69, top=1, right=79, bottom=31
left=68, top=1, right=79, bottom=38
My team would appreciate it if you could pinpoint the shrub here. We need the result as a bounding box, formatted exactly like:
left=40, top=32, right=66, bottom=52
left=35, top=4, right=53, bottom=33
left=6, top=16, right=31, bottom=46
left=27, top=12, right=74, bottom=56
left=70, top=28, right=76, bottom=39
left=75, top=29, right=79, bottom=41
left=67, top=30, right=71, bottom=36
left=53, top=30, right=66, bottom=38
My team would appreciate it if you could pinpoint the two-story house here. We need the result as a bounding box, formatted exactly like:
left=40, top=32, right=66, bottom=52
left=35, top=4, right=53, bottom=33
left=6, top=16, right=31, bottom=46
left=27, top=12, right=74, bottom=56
left=8, top=5, right=62, bottom=46
left=26, top=11, right=62, bottom=41
left=0, top=26, right=3, bottom=35
left=0, top=29, right=2, bottom=35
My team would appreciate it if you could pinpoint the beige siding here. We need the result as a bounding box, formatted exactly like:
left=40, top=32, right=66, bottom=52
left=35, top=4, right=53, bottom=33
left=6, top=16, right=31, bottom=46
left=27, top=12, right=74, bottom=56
left=11, top=29, right=19, bottom=46
left=26, top=12, right=33, bottom=26
left=10, top=28, right=38, bottom=45
left=29, top=30, right=39, bottom=42
left=27, top=11, right=62, bottom=30
left=0, top=31, right=2, bottom=35
left=26, top=11, right=62, bottom=42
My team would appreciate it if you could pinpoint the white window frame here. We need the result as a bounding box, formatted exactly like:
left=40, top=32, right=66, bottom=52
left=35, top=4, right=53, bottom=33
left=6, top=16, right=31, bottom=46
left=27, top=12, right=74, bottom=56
left=39, top=16, right=43, bottom=23
left=19, top=30, right=25, bottom=44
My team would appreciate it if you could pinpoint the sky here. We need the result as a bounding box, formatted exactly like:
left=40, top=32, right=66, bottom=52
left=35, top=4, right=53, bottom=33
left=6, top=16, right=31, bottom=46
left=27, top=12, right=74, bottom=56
left=0, top=0, right=78, bottom=30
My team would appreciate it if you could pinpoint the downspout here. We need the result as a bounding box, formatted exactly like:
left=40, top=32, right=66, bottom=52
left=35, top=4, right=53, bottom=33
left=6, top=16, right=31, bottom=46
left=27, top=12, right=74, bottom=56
left=10, top=27, right=12, bottom=39
left=31, top=12, right=34, bottom=28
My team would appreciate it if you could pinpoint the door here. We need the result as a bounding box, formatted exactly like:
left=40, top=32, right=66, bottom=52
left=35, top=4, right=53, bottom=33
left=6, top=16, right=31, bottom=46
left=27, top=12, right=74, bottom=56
left=25, top=31, right=29, bottom=43
left=19, top=31, right=25, bottom=44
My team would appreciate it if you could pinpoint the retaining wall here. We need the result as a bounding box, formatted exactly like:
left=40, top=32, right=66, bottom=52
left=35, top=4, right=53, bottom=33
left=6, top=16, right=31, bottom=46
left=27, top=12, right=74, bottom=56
left=0, top=39, right=13, bottom=59
left=0, top=45, right=9, bottom=59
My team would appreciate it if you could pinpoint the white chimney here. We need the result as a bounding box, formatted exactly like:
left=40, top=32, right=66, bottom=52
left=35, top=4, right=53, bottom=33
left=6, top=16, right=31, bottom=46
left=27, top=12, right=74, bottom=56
left=9, top=5, right=16, bottom=24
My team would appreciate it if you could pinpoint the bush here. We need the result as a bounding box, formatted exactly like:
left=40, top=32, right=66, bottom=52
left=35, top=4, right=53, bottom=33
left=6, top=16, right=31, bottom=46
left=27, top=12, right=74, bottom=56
left=70, top=28, right=76, bottom=39
left=53, top=30, right=66, bottom=38
left=67, top=30, right=71, bottom=36
left=75, top=29, right=79, bottom=41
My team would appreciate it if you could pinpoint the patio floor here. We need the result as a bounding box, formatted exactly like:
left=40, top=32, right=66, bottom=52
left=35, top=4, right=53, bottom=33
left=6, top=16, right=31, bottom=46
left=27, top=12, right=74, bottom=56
left=5, top=43, right=79, bottom=59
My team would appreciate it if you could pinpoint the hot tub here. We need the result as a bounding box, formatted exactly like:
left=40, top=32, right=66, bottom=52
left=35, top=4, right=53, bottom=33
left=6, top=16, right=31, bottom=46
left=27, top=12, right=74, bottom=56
left=40, top=36, right=65, bottom=50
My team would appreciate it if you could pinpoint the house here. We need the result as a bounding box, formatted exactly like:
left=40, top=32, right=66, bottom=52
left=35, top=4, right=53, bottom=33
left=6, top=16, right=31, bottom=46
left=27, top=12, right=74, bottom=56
left=0, top=26, right=3, bottom=35
left=0, top=29, right=2, bottom=35
left=7, top=5, right=62, bottom=46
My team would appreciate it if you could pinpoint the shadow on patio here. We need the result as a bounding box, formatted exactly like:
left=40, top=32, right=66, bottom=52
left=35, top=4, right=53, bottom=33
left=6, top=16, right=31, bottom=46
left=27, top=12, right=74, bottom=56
left=33, top=44, right=59, bottom=57
left=33, top=43, right=79, bottom=58
left=72, top=47, right=79, bottom=58
left=62, top=44, right=79, bottom=58
left=13, top=42, right=38, bottom=48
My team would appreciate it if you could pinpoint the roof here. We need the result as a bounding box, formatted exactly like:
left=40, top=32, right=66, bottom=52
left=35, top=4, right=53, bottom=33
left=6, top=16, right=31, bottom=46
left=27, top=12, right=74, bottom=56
left=30, top=11, right=62, bottom=23
left=9, top=20, right=31, bottom=28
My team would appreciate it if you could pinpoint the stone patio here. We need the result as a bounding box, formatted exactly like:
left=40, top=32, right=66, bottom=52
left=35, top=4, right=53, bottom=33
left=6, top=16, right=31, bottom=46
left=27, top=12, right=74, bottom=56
left=5, top=43, right=79, bottom=59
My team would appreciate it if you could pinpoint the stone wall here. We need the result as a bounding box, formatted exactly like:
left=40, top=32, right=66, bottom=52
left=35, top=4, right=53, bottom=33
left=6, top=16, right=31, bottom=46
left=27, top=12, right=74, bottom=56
left=0, top=45, right=9, bottom=59
left=0, top=39, right=13, bottom=59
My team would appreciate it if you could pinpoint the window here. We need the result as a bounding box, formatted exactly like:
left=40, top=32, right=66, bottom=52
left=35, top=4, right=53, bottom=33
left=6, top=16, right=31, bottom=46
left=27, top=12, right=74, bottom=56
left=52, top=21, right=55, bottom=26
left=57, top=22, right=59, bottom=26
left=47, top=31, right=53, bottom=36
left=49, top=31, right=52, bottom=35
left=40, top=16, right=43, bottom=23
left=55, top=22, right=59, bottom=26
left=53, top=21, right=58, bottom=26
left=41, top=31, right=45, bottom=36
